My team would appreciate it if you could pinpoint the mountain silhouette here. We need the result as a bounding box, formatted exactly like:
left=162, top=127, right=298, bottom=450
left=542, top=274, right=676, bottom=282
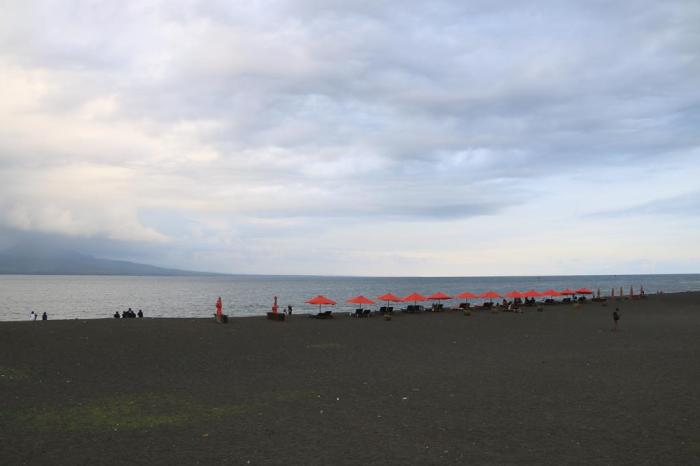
left=0, top=245, right=217, bottom=276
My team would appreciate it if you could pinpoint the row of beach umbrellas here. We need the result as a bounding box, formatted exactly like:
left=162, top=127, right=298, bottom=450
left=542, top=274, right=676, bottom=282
left=305, top=288, right=597, bottom=311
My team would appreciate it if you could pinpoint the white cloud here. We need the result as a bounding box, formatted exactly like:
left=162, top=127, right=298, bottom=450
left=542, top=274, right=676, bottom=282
left=0, top=0, right=699, bottom=274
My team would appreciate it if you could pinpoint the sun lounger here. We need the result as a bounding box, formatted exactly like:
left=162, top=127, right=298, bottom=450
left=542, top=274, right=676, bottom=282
left=459, top=302, right=471, bottom=310
left=353, top=309, right=363, bottom=318
left=310, top=310, right=333, bottom=319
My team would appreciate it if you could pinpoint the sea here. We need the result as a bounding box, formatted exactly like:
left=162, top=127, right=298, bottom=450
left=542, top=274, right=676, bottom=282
left=0, top=274, right=698, bottom=321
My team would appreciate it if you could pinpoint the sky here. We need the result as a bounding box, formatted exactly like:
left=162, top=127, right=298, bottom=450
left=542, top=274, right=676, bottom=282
left=1, top=0, right=699, bottom=276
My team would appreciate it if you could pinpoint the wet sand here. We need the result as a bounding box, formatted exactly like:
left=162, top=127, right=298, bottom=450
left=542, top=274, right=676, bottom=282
left=1, top=292, right=699, bottom=465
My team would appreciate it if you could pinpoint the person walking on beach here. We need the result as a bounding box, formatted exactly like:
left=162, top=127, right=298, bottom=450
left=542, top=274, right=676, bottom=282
left=613, top=308, right=620, bottom=331
left=287, top=305, right=293, bottom=316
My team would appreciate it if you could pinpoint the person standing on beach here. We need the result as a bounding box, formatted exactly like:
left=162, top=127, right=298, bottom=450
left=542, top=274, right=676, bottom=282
left=30, top=311, right=36, bottom=321
left=613, top=308, right=620, bottom=331
left=42, top=312, right=47, bottom=321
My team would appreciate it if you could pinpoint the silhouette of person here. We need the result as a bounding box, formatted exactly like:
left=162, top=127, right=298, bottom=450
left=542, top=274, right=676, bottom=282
left=30, top=311, right=36, bottom=321
left=287, top=305, right=293, bottom=316
left=613, top=308, right=620, bottom=331
left=114, top=312, right=120, bottom=319
left=42, top=312, right=47, bottom=321
left=137, top=309, right=143, bottom=318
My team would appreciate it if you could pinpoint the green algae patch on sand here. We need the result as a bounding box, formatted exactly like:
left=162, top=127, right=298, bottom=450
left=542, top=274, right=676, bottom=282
left=0, top=366, right=30, bottom=381
left=16, top=390, right=320, bottom=433
left=18, top=394, right=196, bottom=432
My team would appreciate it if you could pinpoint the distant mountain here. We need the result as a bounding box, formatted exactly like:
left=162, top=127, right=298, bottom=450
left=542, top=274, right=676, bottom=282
left=0, top=245, right=219, bottom=276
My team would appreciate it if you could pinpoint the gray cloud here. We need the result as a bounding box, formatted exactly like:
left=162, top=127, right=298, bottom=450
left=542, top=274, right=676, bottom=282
left=591, top=191, right=700, bottom=218
left=0, top=0, right=699, bottom=274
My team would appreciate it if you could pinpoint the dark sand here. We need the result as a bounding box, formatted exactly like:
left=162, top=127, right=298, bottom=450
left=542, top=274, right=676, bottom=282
left=1, top=293, right=698, bottom=465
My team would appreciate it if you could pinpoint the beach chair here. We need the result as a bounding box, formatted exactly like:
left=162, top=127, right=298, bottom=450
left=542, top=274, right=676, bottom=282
left=311, top=310, right=333, bottom=319
left=353, top=309, right=363, bottom=318
left=362, top=309, right=371, bottom=317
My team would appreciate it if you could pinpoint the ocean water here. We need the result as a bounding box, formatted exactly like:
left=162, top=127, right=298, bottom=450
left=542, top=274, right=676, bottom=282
left=0, top=274, right=698, bottom=321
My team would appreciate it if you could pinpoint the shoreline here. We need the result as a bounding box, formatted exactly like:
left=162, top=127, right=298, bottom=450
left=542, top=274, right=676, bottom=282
left=1, top=290, right=696, bottom=323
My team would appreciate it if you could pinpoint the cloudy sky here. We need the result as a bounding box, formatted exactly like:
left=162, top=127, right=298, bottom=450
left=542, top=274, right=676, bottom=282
left=1, top=0, right=699, bottom=276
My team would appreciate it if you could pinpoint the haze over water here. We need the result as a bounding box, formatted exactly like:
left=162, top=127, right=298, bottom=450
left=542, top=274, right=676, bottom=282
left=1, top=274, right=699, bottom=321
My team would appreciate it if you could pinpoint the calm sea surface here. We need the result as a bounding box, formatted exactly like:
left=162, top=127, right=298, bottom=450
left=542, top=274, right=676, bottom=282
left=0, top=274, right=698, bottom=321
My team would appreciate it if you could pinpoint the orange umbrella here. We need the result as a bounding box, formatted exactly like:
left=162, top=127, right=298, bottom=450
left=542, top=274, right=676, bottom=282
left=543, top=289, right=561, bottom=297
left=377, top=293, right=402, bottom=309
left=456, top=291, right=478, bottom=300
left=427, top=292, right=452, bottom=301
left=575, top=288, right=593, bottom=295
left=402, top=292, right=427, bottom=305
left=560, top=288, right=576, bottom=296
left=505, top=290, right=523, bottom=299
left=306, top=295, right=336, bottom=313
left=479, top=290, right=501, bottom=302
left=347, top=295, right=374, bottom=309
left=522, top=289, right=542, bottom=298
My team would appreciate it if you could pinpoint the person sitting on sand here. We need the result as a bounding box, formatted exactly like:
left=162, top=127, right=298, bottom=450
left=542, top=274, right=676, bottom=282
left=30, top=311, right=36, bottom=321
left=613, top=308, right=620, bottom=331
left=114, top=312, right=120, bottom=319
left=137, top=309, right=143, bottom=318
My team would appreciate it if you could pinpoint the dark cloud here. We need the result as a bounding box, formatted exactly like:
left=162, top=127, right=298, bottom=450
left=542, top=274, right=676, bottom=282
left=1, top=0, right=699, bottom=273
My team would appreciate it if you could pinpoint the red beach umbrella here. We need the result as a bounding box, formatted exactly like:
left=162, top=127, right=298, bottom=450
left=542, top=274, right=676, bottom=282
left=560, top=288, right=576, bottom=296
left=522, top=290, right=542, bottom=298
left=479, top=290, right=501, bottom=302
left=377, top=293, right=402, bottom=309
left=402, top=292, right=427, bottom=304
left=377, top=293, right=402, bottom=302
left=456, top=292, right=478, bottom=300
left=427, top=292, right=452, bottom=301
left=306, top=295, right=337, bottom=313
left=575, top=288, right=593, bottom=295
left=347, top=295, right=375, bottom=310
left=542, top=289, right=561, bottom=297
left=505, top=290, right=524, bottom=299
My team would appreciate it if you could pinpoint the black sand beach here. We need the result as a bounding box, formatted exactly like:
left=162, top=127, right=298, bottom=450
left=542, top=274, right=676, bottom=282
left=1, top=293, right=699, bottom=465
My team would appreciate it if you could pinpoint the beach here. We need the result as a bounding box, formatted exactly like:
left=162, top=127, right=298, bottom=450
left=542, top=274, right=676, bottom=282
left=1, top=292, right=698, bottom=465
